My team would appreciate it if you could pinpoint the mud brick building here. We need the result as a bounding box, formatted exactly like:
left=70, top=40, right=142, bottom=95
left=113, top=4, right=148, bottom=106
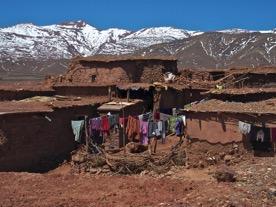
left=63, top=55, right=178, bottom=84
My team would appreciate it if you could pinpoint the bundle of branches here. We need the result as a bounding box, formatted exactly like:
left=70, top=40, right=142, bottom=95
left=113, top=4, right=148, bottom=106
left=104, top=140, right=186, bottom=174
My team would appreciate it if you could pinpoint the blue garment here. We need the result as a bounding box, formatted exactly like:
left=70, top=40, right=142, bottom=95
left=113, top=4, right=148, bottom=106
left=175, top=118, right=184, bottom=136
left=148, top=121, right=157, bottom=138
left=71, top=120, right=84, bottom=142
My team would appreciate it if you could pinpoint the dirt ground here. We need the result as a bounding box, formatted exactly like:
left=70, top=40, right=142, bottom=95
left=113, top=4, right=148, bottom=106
left=0, top=152, right=275, bottom=207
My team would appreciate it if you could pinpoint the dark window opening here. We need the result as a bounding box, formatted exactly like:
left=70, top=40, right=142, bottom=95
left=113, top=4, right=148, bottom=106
left=91, top=75, right=97, bottom=82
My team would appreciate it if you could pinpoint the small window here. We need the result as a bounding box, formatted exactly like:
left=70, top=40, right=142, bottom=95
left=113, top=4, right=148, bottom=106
left=91, top=75, right=97, bottom=82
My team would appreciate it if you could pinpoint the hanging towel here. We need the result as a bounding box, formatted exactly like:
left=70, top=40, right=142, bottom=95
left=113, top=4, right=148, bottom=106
left=238, top=121, right=251, bottom=134
left=71, top=120, right=84, bottom=142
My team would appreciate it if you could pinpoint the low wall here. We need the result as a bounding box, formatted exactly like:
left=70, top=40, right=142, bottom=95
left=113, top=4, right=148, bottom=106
left=0, top=105, right=99, bottom=172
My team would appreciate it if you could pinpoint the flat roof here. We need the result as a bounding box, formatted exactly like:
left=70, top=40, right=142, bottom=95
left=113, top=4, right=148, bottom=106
left=0, top=81, right=54, bottom=92
left=73, top=55, right=177, bottom=63
left=183, top=98, right=276, bottom=115
left=206, top=87, right=276, bottom=95
left=117, top=83, right=154, bottom=90
left=0, top=96, right=109, bottom=115
left=97, top=99, right=143, bottom=111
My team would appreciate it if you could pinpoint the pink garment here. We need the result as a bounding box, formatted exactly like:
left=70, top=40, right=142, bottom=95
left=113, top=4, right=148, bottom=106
left=140, top=121, right=149, bottom=145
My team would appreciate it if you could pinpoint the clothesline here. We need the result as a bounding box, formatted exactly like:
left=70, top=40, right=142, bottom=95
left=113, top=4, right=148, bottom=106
left=71, top=111, right=187, bottom=146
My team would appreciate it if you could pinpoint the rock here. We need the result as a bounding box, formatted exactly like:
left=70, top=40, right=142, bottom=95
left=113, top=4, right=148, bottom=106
left=199, top=161, right=205, bottom=169
left=267, top=187, right=276, bottom=197
left=255, top=181, right=263, bottom=186
left=71, top=154, right=85, bottom=163
left=214, top=166, right=236, bottom=182
left=224, top=155, right=232, bottom=162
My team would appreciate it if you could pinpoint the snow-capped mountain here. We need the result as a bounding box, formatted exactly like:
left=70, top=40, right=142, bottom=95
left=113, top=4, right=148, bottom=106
left=0, top=20, right=197, bottom=61
left=0, top=20, right=276, bottom=76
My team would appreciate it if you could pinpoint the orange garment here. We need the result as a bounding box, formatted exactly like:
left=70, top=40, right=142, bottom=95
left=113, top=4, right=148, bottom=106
left=126, top=116, right=140, bottom=141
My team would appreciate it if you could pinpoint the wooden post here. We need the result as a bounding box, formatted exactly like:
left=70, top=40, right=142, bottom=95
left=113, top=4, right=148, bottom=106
left=108, top=86, right=112, bottom=101
left=84, top=115, right=89, bottom=153
left=127, top=89, right=130, bottom=102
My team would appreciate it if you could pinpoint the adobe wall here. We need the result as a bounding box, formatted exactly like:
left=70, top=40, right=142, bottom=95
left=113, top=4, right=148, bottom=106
left=65, top=60, right=177, bottom=84
left=185, top=112, right=276, bottom=144
left=210, top=92, right=276, bottom=102
left=159, top=89, right=186, bottom=110
left=0, top=90, right=55, bottom=101
left=0, top=105, right=99, bottom=172
left=53, top=85, right=116, bottom=96
left=185, top=112, right=242, bottom=144
left=233, top=73, right=276, bottom=88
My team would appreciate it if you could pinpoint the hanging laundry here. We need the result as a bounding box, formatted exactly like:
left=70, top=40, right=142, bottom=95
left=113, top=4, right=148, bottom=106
left=140, top=121, right=149, bottom=145
left=160, top=113, right=171, bottom=121
left=119, top=117, right=128, bottom=128
left=148, top=121, right=158, bottom=138
left=161, top=121, right=166, bottom=140
left=142, top=112, right=153, bottom=121
left=154, top=112, right=160, bottom=120
left=101, top=116, right=110, bottom=134
left=126, top=116, right=140, bottom=141
left=168, top=116, right=177, bottom=133
left=89, top=117, right=101, bottom=133
left=154, top=121, right=162, bottom=137
left=175, top=118, right=184, bottom=136
left=71, top=120, right=84, bottom=142
left=238, top=121, right=251, bottom=134
left=108, top=114, right=119, bottom=128
left=182, top=115, right=186, bottom=126
left=250, top=126, right=271, bottom=151
left=271, top=128, right=276, bottom=142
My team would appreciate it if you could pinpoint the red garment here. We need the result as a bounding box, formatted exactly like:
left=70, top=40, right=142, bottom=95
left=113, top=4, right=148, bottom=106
left=101, top=116, right=110, bottom=133
left=154, top=112, right=160, bottom=120
left=119, top=117, right=128, bottom=127
left=271, top=128, right=276, bottom=142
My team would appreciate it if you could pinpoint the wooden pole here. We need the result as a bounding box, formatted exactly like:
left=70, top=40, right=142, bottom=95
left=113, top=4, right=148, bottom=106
left=127, top=89, right=130, bottom=102
left=84, top=115, right=89, bottom=153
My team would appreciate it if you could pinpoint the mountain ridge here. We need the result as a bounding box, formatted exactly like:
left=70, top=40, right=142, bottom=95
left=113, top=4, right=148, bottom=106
left=0, top=20, right=276, bottom=75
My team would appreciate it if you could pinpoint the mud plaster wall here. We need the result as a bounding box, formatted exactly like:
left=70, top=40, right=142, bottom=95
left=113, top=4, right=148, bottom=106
left=159, top=89, right=185, bottom=109
left=0, top=105, right=99, bottom=172
left=185, top=112, right=276, bottom=144
left=65, top=60, right=177, bottom=84
left=233, top=73, right=276, bottom=88
left=53, top=86, right=115, bottom=96
left=0, top=90, right=55, bottom=101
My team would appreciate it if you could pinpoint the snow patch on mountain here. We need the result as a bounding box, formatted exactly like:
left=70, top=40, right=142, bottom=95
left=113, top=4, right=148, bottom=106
left=0, top=22, right=198, bottom=60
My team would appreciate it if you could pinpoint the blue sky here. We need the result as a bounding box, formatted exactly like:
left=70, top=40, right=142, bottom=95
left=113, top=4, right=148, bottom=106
left=0, top=0, right=275, bottom=31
